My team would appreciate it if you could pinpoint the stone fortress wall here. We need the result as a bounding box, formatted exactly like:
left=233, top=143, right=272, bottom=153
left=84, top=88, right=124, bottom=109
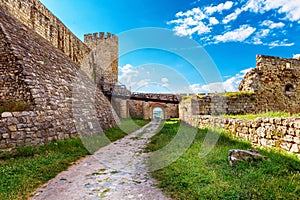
left=127, top=94, right=180, bottom=120
left=179, top=55, right=300, bottom=155
left=0, top=0, right=90, bottom=65
left=240, top=55, right=300, bottom=113
left=0, top=1, right=119, bottom=152
left=182, top=55, right=300, bottom=116
left=0, top=0, right=119, bottom=84
left=182, top=115, right=300, bottom=155
left=82, top=32, right=119, bottom=85
left=1, top=0, right=299, bottom=156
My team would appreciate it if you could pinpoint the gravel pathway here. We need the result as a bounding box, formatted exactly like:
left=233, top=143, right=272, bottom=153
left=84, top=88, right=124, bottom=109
left=31, top=120, right=171, bottom=200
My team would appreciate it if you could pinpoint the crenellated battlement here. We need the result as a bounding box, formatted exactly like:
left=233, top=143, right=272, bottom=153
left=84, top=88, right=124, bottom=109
left=82, top=32, right=119, bottom=83
left=84, top=32, right=118, bottom=43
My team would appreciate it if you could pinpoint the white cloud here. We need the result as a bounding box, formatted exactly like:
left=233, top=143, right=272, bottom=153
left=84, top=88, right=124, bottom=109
left=189, top=68, right=253, bottom=93
left=168, top=0, right=299, bottom=45
left=175, top=7, right=206, bottom=18
left=209, top=17, right=219, bottom=25
left=293, top=54, right=300, bottom=59
left=204, top=1, right=234, bottom=15
left=170, top=12, right=211, bottom=37
left=214, top=25, right=256, bottom=43
left=161, top=77, right=169, bottom=87
left=161, top=77, right=169, bottom=83
left=264, top=0, right=300, bottom=22
left=268, top=39, right=295, bottom=48
left=119, top=64, right=138, bottom=83
left=253, top=37, right=263, bottom=45
left=243, top=0, right=266, bottom=13
left=260, top=29, right=270, bottom=37
left=261, top=20, right=285, bottom=29
left=252, top=29, right=269, bottom=44
left=136, top=79, right=150, bottom=88
left=222, top=8, right=242, bottom=24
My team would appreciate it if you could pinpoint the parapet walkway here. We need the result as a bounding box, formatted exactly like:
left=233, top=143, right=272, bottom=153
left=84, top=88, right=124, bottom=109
left=31, top=120, right=170, bottom=200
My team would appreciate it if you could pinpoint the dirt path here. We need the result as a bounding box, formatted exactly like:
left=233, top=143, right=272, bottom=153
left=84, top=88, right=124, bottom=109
left=31, top=120, right=171, bottom=200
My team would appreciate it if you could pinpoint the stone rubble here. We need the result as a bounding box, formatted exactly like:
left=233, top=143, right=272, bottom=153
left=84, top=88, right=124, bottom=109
left=228, top=149, right=268, bottom=166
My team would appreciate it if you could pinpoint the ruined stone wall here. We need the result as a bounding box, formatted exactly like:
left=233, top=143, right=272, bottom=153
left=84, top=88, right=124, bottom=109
left=0, top=7, right=119, bottom=152
left=240, top=55, right=300, bottom=113
left=179, top=94, right=257, bottom=117
left=182, top=115, right=300, bottom=155
left=0, top=0, right=90, bottom=64
left=83, top=32, right=118, bottom=84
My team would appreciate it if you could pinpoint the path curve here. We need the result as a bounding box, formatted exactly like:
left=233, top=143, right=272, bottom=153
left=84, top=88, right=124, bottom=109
left=31, top=120, right=171, bottom=200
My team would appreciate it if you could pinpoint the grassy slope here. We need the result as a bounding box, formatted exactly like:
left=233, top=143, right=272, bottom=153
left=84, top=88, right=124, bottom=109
left=223, top=111, right=300, bottom=120
left=147, top=119, right=300, bottom=200
left=0, top=117, right=149, bottom=200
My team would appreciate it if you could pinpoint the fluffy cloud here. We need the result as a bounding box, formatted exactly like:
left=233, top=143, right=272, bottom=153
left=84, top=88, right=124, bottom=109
left=161, top=77, right=169, bottom=87
left=169, top=8, right=211, bottom=37
left=233, top=0, right=300, bottom=22
left=222, top=8, right=242, bottom=24
left=204, top=1, right=234, bottom=15
left=293, top=54, right=300, bottom=59
left=214, top=25, right=256, bottom=43
left=268, top=40, right=295, bottom=48
left=119, top=64, right=138, bottom=83
left=209, top=17, right=219, bottom=25
left=169, top=1, right=236, bottom=37
left=188, top=68, right=253, bottom=93
left=168, top=0, right=298, bottom=47
left=261, top=20, right=285, bottom=29
left=242, top=0, right=266, bottom=13
left=264, top=0, right=300, bottom=22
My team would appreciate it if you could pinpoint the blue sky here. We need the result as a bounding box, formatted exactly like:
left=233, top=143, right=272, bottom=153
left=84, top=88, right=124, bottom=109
left=40, top=0, right=300, bottom=94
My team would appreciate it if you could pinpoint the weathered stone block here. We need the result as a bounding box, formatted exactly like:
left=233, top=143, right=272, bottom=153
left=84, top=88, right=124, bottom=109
left=290, top=144, right=299, bottom=153
left=1, top=112, right=12, bottom=118
left=11, top=132, right=24, bottom=140
left=283, top=135, right=293, bottom=142
left=8, top=125, right=17, bottom=132
left=228, top=149, right=267, bottom=166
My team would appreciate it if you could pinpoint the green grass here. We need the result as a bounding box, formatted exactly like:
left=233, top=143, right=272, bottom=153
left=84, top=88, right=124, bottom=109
left=220, top=91, right=255, bottom=98
left=223, top=111, right=300, bottom=120
left=147, top=119, right=300, bottom=200
left=0, top=117, right=149, bottom=200
left=0, top=101, right=30, bottom=115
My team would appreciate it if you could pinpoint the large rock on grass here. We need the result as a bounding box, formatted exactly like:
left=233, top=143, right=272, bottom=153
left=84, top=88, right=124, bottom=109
left=228, top=149, right=267, bottom=166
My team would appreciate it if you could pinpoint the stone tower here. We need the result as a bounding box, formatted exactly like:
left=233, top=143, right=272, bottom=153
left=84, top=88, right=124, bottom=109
left=82, top=32, right=119, bottom=86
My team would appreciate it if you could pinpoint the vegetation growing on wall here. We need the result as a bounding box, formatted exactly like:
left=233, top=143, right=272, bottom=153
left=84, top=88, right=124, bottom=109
left=0, top=101, right=30, bottom=115
left=223, top=111, right=300, bottom=120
